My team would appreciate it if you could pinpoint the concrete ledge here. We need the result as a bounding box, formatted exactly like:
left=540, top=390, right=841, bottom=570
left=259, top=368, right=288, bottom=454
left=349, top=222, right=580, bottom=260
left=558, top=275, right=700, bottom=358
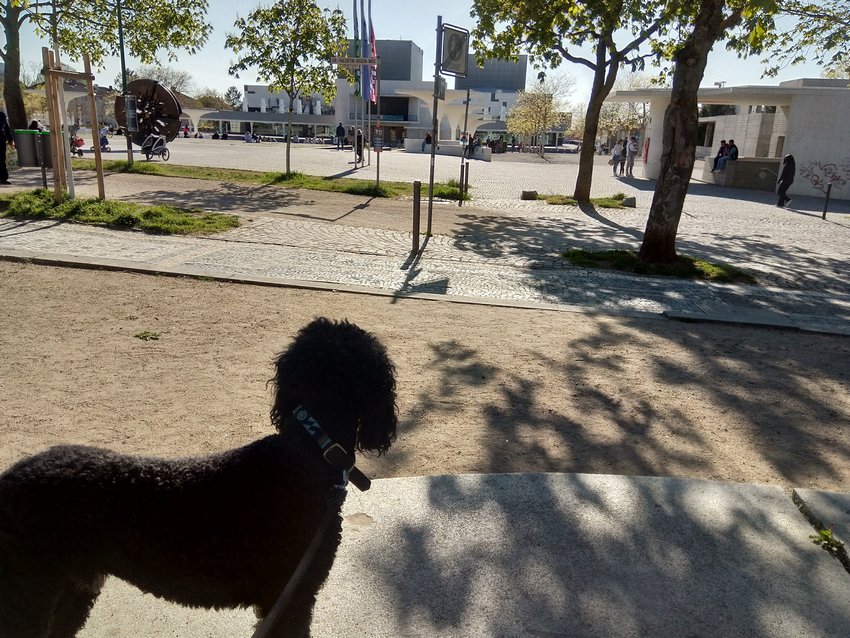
left=311, top=474, right=850, bottom=636
left=404, top=139, right=491, bottom=161
left=80, top=474, right=850, bottom=636
left=702, top=157, right=781, bottom=190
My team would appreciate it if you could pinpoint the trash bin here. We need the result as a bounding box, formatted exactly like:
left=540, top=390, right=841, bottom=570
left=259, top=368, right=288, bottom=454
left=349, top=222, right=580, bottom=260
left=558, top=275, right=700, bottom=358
left=13, top=130, right=53, bottom=168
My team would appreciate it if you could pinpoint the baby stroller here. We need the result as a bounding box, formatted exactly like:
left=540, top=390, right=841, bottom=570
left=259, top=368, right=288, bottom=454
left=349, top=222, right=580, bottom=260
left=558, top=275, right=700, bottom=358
left=69, top=135, right=85, bottom=158
left=140, top=134, right=170, bottom=161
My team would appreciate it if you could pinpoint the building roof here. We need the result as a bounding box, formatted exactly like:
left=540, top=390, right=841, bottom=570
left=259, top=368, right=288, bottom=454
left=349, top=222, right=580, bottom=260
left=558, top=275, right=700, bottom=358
left=608, top=78, right=850, bottom=106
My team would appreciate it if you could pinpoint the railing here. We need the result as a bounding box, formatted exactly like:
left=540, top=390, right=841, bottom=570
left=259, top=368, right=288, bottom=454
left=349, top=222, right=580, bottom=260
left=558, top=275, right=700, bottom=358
left=347, top=114, right=418, bottom=122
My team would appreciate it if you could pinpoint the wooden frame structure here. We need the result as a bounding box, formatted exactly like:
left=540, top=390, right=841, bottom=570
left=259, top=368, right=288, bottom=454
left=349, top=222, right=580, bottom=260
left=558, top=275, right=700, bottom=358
left=41, top=47, right=106, bottom=202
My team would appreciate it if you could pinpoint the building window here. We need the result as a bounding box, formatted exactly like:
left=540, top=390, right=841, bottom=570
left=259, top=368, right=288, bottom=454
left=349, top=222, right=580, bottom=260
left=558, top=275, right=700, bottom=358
left=749, top=104, right=778, bottom=114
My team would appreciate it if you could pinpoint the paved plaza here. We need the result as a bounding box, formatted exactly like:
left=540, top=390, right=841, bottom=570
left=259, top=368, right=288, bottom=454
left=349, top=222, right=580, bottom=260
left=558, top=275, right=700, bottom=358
left=3, top=140, right=849, bottom=334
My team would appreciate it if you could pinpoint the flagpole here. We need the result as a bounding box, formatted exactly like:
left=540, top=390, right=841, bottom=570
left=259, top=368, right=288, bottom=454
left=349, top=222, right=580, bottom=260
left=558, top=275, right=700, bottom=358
left=352, top=0, right=359, bottom=167
left=427, top=16, right=443, bottom=236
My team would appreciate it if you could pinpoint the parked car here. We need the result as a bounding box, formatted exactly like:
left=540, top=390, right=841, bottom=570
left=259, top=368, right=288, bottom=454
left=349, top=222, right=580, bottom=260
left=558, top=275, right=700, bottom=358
left=561, top=139, right=582, bottom=153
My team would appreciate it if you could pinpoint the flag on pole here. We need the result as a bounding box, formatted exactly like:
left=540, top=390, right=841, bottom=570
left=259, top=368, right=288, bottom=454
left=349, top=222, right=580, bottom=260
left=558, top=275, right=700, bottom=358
left=360, top=0, right=369, bottom=100
left=352, top=0, right=360, bottom=95
left=368, top=0, right=377, bottom=104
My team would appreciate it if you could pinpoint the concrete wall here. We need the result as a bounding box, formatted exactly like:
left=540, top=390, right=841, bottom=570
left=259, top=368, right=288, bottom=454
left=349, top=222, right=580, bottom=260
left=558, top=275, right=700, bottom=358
left=785, top=93, right=850, bottom=199
left=768, top=106, right=790, bottom=158
left=701, top=157, right=781, bottom=190
left=701, top=111, right=785, bottom=160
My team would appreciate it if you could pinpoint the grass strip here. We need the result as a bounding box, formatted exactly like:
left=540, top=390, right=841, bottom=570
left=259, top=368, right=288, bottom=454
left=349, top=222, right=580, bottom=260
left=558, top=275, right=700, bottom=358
left=0, top=189, right=240, bottom=235
left=71, top=159, right=469, bottom=201
left=541, top=192, right=627, bottom=208
left=562, top=248, right=757, bottom=284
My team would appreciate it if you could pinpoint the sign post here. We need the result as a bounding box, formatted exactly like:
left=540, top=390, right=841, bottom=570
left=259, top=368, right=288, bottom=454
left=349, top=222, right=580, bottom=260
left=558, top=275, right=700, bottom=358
left=373, top=124, right=383, bottom=187
left=426, top=20, right=469, bottom=235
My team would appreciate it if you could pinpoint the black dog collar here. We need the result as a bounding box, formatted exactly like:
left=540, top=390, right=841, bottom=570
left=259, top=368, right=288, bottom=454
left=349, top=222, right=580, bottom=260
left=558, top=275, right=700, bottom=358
left=292, top=405, right=371, bottom=491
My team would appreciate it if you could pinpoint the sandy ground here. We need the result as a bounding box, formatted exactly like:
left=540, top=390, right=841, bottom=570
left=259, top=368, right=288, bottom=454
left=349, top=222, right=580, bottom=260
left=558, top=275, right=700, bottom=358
left=2, top=260, right=849, bottom=491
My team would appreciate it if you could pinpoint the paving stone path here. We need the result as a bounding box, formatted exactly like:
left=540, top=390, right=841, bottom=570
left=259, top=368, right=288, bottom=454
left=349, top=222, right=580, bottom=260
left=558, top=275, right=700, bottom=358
left=3, top=142, right=850, bottom=334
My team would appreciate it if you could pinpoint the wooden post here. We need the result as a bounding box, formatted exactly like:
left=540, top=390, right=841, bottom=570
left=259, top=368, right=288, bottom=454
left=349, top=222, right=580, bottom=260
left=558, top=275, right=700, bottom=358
left=49, top=48, right=75, bottom=199
left=83, top=54, right=105, bottom=199
left=43, top=48, right=64, bottom=202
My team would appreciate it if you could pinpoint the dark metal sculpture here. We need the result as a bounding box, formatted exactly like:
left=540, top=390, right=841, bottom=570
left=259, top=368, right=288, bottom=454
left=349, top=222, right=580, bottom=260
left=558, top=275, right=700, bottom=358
left=115, top=79, right=182, bottom=146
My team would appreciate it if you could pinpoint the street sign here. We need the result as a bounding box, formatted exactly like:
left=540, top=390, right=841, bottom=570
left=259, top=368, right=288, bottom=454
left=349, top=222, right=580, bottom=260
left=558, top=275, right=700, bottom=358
left=436, top=77, right=447, bottom=101
left=124, top=95, right=138, bottom=132
left=372, top=134, right=383, bottom=152
left=440, top=24, right=469, bottom=78
left=332, top=56, right=378, bottom=67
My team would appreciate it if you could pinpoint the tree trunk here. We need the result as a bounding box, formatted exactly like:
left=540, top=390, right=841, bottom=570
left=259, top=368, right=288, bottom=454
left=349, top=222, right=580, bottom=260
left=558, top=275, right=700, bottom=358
left=2, top=4, right=27, bottom=129
left=639, top=0, right=736, bottom=263
left=573, top=37, right=619, bottom=202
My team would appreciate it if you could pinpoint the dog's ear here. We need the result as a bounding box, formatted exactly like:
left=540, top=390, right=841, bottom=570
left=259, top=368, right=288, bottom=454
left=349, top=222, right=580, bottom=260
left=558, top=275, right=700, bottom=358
left=355, top=368, right=398, bottom=455
left=345, top=323, right=398, bottom=455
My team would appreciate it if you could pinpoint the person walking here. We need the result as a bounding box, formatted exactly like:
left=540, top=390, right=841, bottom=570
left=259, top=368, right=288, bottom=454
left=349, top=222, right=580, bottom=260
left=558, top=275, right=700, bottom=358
left=335, top=122, right=345, bottom=150
left=0, top=110, right=14, bottom=185
left=355, top=128, right=363, bottom=162
left=776, top=154, right=796, bottom=207
left=611, top=139, right=624, bottom=176
left=625, top=136, right=638, bottom=177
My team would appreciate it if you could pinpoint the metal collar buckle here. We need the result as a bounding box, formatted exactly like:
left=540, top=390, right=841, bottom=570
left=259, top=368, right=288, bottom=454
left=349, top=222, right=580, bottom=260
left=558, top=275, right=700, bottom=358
left=292, top=405, right=371, bottom=491
left=322, top=442, right=354, bottom=472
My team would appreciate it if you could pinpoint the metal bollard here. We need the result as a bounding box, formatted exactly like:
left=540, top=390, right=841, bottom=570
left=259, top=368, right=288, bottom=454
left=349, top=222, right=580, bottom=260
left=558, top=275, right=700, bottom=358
left=413, top=180, right=421, bottom=253
left=464, top=161, right=470, bottom=201
left=823, top=182, right=832, bottom=220
left=458, top=164, right=465, bottom=207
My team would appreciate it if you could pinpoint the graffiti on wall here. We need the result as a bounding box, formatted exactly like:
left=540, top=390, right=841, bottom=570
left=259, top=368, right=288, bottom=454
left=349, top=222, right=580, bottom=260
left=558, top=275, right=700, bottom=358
left=799, top=158, right=850, bottom=193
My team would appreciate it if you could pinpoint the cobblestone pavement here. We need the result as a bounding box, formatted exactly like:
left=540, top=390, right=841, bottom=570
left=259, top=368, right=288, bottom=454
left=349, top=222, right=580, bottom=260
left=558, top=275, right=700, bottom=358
left=3, top=145, right=850, bottom=334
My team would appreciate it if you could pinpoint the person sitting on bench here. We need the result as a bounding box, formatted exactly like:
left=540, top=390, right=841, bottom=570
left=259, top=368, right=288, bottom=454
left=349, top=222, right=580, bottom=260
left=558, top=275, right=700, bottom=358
left=714, top=139, right=738, bottom=172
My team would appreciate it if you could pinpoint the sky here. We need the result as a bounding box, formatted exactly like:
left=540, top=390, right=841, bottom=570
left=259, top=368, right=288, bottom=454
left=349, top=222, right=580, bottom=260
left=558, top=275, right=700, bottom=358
left=20, top=0, right=826, bottom=104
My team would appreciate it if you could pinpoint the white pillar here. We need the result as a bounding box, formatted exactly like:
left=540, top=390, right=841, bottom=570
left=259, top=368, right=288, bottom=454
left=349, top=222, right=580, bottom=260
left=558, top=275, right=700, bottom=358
left=641, top=96, right=669, bottom=179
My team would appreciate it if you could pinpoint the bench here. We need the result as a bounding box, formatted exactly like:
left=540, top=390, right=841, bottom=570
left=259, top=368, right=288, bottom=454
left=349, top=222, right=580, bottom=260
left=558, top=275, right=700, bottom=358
left=703, top=157, right=781, bottom=191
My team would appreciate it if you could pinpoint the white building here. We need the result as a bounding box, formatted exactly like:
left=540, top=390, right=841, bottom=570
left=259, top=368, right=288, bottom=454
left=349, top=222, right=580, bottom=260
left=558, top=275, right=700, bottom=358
left=609, top=78, right=850, bottom=200
left=209, top=40, right=526, bottom=148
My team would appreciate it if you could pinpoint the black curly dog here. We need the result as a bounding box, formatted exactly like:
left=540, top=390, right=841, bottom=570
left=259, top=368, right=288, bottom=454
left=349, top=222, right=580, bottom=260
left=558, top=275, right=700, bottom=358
left=0, top=318, right=398, bottom=637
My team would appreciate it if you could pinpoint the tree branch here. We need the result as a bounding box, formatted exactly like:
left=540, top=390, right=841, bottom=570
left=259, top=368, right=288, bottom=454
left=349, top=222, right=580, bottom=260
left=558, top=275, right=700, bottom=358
left=720, top=7, right=744, bottom=30
left=557, top=44, right=596, bottom=71
left=617, top=20, right=662, bottom=56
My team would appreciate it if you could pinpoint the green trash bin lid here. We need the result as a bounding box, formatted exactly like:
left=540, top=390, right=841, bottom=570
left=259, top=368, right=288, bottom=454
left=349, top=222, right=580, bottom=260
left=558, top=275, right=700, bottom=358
left=13, top=129, right=50, bottom=134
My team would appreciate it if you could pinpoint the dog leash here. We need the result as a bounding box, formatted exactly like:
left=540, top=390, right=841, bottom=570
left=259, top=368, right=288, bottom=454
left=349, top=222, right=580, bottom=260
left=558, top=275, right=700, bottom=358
left=252, top=407, right=371, bottom=636
left=251, top=486, right=346, bottom=638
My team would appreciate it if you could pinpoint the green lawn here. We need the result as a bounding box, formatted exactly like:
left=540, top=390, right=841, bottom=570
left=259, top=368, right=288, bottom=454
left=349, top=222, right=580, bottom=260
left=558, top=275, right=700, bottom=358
left=541, top=193, right=627, bottom=208
left=71, top=159, right=468, bottom=201
left=0, top=189, right=240, bottom=235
